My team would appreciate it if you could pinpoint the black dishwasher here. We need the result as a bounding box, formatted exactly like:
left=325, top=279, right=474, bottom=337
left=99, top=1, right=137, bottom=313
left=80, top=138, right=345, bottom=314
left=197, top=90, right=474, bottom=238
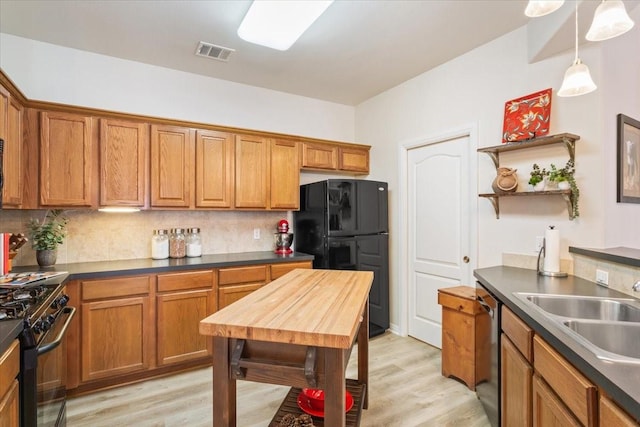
left=476, top=282, right=501, bottom=427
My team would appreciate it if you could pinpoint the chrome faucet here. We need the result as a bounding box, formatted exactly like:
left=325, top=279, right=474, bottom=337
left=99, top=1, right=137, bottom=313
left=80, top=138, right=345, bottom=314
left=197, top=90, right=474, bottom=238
left=633, top=280, right=640, bottom=292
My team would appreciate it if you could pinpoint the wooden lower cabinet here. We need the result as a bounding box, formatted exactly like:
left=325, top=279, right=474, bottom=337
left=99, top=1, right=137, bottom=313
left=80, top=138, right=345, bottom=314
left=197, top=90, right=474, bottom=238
left=66, top=261, right=312, bottom=394
left=501, top=334, right=533, bottom=426
left=532, top=375, right=581, bottom=427
left=156, top=270, right=216, bottom=366
left=600, top=395, right=638, bottom=426
left=218, top=265, right=268, bottom=310
left=79, top=275, right=153, bottom=383
left=0, top=340, right=19, bottom=427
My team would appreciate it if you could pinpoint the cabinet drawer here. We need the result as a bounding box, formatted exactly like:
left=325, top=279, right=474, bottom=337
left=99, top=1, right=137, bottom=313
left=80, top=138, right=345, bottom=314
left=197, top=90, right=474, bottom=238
left=0, top=340, right=19, bottom=399
left=270, top=261, right=312, bottom=280
left=82, top=275, right=152, bottom=300
left=339, top=147, right=369, bottom=173
left=533, top=335, right=597, bottom=426
left=501, top=306, right=533, bottom=362
left=301, top=142, right=337, bottom=170
left=600, top=395, right=638, bottom=427
left=157, top=270, right=214, bottom=292
left=219, top=265, right=267, bottom=286
left=437, top=286, right=484, bottom=315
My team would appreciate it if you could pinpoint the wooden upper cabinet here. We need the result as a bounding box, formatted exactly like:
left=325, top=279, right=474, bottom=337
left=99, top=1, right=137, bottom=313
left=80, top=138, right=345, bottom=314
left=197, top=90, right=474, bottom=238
left=99, top=119, right=148, bottom=207
left=339, top=146, right=369, bottom=173
left=1, top=85, right=24, bottom=207
left=234, top=134, right=269, bottom=209
left=195, top=130, right=234, bottom=208
left=270, top=139, right=299, bottom=210
left=301, top=141, right=337, bottom=170
left=40, top=111, right=96, bottom=207
left=150, top=124, right=195, bottom=207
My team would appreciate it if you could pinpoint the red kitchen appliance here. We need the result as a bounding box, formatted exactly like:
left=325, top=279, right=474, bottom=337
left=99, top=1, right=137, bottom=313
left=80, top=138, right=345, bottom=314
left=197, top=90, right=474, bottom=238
left=274, top=219, right=294, bottom=255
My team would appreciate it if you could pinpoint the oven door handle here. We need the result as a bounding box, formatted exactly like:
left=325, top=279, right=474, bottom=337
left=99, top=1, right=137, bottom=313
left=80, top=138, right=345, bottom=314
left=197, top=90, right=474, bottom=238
left=37, top=306, right=76, bottom=356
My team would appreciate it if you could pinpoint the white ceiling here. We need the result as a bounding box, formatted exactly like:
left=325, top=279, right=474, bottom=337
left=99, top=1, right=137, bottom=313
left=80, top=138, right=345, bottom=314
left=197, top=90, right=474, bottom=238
left=0, top=1, right=636, bottom=106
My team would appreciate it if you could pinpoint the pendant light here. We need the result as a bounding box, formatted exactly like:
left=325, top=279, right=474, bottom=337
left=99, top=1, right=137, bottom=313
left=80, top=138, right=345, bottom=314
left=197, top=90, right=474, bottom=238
left=525, top=0, right=565, bottom=17
left=558, top=2, right=597, bottom=97
left=586, top=0, right=635, bottom=41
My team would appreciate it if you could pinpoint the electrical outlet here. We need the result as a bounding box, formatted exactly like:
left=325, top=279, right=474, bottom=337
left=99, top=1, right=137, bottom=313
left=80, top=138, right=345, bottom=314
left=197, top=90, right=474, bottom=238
left=253, top=228, right=260, bottom=240
left=535, top=236, right=544, bottom=253
left=596, top=269, right=609, bottom=287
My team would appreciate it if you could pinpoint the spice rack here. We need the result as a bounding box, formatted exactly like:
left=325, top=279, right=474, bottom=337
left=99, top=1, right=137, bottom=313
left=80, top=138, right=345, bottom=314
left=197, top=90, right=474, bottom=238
left=477, top=133, right=580, bottom=220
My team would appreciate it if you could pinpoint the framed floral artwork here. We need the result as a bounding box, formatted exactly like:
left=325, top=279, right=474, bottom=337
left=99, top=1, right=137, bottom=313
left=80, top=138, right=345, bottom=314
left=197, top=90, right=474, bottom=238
left=617, top=113, right=640, bottom=204
left=502, top=88, right=552, bottom=143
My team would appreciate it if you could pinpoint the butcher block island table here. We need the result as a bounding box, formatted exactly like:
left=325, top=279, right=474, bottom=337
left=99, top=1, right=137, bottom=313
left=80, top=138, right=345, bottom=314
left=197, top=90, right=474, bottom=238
left=199, top=269, right=373, bottom=427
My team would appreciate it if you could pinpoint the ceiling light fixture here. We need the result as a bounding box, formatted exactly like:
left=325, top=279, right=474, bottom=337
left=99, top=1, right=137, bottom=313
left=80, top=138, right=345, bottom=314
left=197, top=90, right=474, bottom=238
left=558, top=1, right=597, bottom=97
left=586, top=0, right=635, bottom=41
left=237, top=0, right=334, bottom=51
left=525, top=0, right=565, bottom=17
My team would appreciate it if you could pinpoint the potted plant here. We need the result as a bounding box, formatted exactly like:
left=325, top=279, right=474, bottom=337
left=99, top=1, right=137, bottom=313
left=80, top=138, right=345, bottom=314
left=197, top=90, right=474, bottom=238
left=28, top=209, right=68, bottom=267
left=528, top=163, right=547, bottom=191
left=547, top=160, right=580, bottom=217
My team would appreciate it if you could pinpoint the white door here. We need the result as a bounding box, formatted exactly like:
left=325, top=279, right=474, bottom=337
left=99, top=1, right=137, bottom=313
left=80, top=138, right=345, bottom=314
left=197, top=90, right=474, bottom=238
left=407, top=134, right=471, bottom=347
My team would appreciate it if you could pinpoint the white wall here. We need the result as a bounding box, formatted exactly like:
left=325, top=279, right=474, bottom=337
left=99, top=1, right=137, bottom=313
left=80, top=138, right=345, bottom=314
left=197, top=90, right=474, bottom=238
left=356, top=10, right=640, bottom=333
left=0, top=33, right=355, bottom=142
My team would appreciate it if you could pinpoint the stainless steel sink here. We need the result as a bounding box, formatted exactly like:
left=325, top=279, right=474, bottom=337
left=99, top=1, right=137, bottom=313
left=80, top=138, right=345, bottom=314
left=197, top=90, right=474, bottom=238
left=516, top=293, right=640, bottom=322
left=562, top=320, right=640, bottom=363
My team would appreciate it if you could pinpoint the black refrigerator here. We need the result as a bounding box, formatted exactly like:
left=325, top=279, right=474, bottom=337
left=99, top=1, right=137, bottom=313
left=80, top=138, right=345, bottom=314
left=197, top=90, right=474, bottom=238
left=293, top=179, right=389, bottom=337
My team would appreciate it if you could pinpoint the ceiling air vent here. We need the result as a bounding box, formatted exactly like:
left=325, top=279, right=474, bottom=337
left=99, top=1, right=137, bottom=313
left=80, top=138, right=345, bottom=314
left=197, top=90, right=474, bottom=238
left=195, top=41, right=235, bottom=62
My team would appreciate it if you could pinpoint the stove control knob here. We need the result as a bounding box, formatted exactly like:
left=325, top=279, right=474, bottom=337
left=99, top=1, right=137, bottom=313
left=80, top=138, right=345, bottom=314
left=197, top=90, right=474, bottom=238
left=52, top=294, right=70, bottom=309
left=40, top=316, right=53, bottom=332
left=32, top=319, right=43, bottom=334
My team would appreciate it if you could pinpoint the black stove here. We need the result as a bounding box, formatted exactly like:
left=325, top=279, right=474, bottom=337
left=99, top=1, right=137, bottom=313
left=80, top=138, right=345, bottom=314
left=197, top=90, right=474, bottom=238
left=1, top=279, right=74, bottom=427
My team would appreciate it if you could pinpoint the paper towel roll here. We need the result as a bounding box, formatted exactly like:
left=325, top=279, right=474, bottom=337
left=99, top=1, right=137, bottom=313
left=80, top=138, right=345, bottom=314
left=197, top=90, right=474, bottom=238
left=543, top=226, right=561, bottom=273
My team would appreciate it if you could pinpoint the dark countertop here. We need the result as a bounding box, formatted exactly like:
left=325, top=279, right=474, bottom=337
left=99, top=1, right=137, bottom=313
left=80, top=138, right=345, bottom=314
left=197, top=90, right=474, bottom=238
left=474, top=266, right=640, bottom=421
left=569, top=246, right=640, bottom=268
left=11, top=251, right=314, bottom=279
left=1, top=251, right=313, bottom=355
left=0, top=319, right=23, bottom=355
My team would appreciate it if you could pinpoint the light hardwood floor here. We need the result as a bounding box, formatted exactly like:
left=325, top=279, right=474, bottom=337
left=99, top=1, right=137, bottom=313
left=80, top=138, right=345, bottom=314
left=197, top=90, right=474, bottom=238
left=67, top=332, right=491, bottom=426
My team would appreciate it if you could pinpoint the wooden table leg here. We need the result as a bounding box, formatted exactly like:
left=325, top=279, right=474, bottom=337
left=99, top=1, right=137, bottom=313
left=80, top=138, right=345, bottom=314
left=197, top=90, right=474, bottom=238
left=324, top=347, right=346, bottom=427
left=213, top=336, right=236, bottom=427
left=358, top=298, right=369, bottom=409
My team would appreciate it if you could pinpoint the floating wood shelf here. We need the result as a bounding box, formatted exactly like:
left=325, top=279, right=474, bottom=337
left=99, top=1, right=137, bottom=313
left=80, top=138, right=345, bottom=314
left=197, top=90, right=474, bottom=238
left=479, top=190, right=575, bottom=220
left=477, top=133, right=580, bottom=169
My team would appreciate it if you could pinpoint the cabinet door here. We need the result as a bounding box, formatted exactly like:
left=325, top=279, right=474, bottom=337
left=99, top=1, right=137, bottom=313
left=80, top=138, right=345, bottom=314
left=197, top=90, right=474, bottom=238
left=0, top=380, right=19, bottom=427
left=501, top=334, right=533, bottom=427
left=195, top=130, right=234, bottom=208
left=218, top=283, right=264, bottom=310
left=532, top=375, right=581, bottom=427
left=339, top=146, right=369, bottom=173
left=600, top=395, right=637, bottom=427
left=40, top=111, right=95, bottom=206
left=1, top=86, right=24, bottom=207
left=235, top=134, right=269, bottom=209
left=81, top=296, right=152, bottom=382
left=151, top=124, right=194, bottom=207
left=301, top=142, right=337, bottom=170
left=157, top=290, right=214, bottom=366
left=100, top=119, right=148, bottom=207
left=270, top=139, right=299, bottom=210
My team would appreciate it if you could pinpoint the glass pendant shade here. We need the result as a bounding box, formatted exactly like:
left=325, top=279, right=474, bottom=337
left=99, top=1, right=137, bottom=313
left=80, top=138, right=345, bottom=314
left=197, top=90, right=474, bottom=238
left=525, top=0, right=565, bottom=17
left=558, top=59, right=597, bottom=97
left=586, top=0, right=635, bottom=41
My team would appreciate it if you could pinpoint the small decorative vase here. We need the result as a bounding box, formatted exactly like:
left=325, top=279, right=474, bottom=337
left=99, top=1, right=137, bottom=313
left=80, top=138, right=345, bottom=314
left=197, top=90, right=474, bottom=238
left=492, top=167, right=518, bottom=193
left=545, top=180, right=559, bottom=191
left=533, top=181, right=545, bottom=191
left=36, top=249, right=57, bottom=267
left=558, top=181, right=570, bottom=190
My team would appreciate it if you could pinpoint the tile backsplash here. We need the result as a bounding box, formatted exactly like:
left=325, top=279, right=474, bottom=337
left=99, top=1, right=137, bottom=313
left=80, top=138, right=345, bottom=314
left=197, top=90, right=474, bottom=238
left=1, top=209, right=291, bottom=267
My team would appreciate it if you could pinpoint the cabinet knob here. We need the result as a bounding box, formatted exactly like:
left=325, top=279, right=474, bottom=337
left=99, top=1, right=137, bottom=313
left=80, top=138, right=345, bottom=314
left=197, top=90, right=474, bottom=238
left=463, top=256, right=470, bottom=263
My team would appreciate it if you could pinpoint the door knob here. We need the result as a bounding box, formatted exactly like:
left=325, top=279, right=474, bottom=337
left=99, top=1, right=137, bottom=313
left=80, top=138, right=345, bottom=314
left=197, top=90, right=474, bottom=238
left=463, top=256, right=470, bottom=263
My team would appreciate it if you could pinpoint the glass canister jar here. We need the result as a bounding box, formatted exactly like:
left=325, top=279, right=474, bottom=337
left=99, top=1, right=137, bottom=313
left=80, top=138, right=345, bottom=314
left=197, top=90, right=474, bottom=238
left=151, top=229, right=169, bottom=260
left=186, top=227, right=202, bottom=257
left=169, top=228, right=186, bottom=258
